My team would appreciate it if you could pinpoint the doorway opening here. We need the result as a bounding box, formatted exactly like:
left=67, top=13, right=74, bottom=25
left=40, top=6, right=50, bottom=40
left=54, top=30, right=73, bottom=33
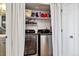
left=24, top=3, right=53, bottom=56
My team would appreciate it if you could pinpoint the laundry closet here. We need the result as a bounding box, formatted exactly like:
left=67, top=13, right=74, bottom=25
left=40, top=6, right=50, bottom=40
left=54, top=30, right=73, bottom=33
left=24, top=3, right=53, bottom=56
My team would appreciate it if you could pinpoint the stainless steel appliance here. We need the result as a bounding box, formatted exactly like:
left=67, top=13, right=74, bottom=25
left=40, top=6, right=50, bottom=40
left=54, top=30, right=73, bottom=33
left=24, top=29, right=37, bottom=56
left=38, top=29, right=53, bottom=56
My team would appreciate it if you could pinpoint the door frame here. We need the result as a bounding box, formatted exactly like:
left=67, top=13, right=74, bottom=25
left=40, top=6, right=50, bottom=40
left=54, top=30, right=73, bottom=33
left=6, top=3, right=25, bottom=56
left=17, top=3, right=62, bottom=56
left=6, top=3, right=12, bottom=56
left=50, top=3, right=62, bottom=56
left=6, top=3, right=62, bottom=56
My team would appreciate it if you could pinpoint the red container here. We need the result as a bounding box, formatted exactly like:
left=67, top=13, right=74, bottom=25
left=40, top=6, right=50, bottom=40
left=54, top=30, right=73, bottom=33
left=40, top=13, right=49, bottom=17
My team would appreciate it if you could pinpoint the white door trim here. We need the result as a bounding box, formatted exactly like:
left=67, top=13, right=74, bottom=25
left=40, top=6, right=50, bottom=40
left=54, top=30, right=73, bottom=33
left=6, top=3, right=12, bottom=56
left=11, top=3, right=25, bottom=56
left=50, top=3, right=62, bottom=56
left=6, top=3, right=25, bottom=56
left=17, top=3, right=25, bottom=56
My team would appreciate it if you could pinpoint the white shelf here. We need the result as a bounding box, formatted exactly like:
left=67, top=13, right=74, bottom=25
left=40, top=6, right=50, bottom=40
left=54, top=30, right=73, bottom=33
left=26, top=17, right=50, bottom=20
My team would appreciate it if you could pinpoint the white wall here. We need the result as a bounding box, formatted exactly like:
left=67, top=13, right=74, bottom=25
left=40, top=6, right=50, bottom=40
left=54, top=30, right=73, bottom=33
left=25, top=19, right=51, bottom=33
